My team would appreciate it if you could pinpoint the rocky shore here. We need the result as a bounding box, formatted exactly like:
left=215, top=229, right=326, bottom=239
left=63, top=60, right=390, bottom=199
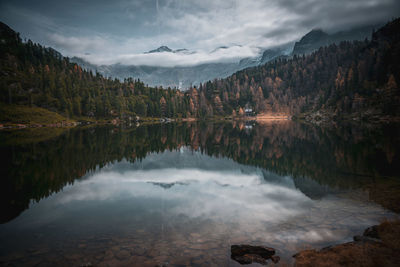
left=294, top=220, right=400, bottom=267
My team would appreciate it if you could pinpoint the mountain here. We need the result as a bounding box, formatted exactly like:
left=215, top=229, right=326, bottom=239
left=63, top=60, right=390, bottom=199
left=145, top=46, right=192, bottom=54
left=1, top=19, right=398, bottom=123
left=146, top=45, right=173, bottom=53
left=71, top=57, right=246, bottom=89
left=71, top=25, right=376, bottom=90
left=71, top=44, right=291, bottom=89
left=293, top=25, right=379, bottom=55
left=190, top=18, right=400, bottom=121
left=71, top=55, right=264, bottom=90
left=260, top=45, right=292, bottom=64
left=0, top=21, right=194, bottom=119
left=292, top=29, right=330, bottom=55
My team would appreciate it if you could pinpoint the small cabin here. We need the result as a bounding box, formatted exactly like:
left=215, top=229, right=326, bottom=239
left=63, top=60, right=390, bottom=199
left=244, top=103, right=254, bottom=116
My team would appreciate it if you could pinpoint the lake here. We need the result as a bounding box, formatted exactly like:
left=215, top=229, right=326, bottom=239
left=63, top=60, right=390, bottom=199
left=1, top=121, right=399, bottom=266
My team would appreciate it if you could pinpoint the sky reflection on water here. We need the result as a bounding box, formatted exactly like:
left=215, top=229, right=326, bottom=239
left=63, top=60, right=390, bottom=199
left=1, top=122, right=399, bottom=266
left=5, top=148, right=394, bottom=260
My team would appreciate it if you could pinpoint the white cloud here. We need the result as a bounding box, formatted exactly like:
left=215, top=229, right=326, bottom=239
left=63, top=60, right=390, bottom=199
left=48, top=33, right=111, bottom=54
left=2, top=0, right=399, bottom=67
left=13, top=149, right=396, bottom=255
left=77, top=45, right=260, bottom=67
left=45, top=0, right=304, bottom=66
left=55, top=165, right=312, bottom=225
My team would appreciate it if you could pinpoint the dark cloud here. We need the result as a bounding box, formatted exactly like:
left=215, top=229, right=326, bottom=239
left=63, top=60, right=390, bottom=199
left=278, top=0, right=400, bottom=31
left=0, top=0, right=399, bottom=66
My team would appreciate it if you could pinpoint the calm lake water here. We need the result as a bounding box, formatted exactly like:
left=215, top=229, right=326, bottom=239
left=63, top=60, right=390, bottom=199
left=1, top=121, right=399, bottom=266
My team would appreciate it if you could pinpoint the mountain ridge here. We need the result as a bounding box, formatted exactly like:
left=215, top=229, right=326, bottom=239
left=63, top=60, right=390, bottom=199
left=1, top=19, right=398, bottom=123
left=146, top=45, right=173, bottom=53
left=145, top=46, right=191, bottom=54
left=72, top=24, right=377, bottom=90
left=189, top=18, right=400, bottom=121
left=292, top=24, right=381, bottom=55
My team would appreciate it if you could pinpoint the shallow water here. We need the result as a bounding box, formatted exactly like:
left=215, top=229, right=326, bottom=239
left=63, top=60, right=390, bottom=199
left=1, top=121, right=399, bottom=266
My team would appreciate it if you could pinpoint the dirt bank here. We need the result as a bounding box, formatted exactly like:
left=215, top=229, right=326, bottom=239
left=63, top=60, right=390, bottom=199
left=294, top=220, right=400, bottom=267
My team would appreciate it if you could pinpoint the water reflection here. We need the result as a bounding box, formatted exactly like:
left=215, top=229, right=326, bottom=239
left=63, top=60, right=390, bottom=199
left=54, top=150, right=311, bottom=225
left=0, top=121, right=399, bottom=266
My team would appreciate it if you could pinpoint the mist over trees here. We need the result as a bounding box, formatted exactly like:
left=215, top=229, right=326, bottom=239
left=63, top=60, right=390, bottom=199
left=191, top=18, right=400, bottom=119
left=1, top=18, right=399, bottom=121
left=0, top=22, right=192, bottom=119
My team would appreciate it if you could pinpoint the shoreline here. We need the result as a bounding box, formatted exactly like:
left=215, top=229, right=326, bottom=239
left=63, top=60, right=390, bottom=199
left=3, top=112, right=400, bottom=130
left=293, top=220, right=400, bottom=266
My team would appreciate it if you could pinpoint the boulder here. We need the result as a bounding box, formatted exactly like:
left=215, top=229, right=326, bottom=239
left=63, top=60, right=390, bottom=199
left=353, top=235, right=381, bottom=243
left=363, top=225, right=380, bottom=239
left=231, top=245, right=276, bottom=265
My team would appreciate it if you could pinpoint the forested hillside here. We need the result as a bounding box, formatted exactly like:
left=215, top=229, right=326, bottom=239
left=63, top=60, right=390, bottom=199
left=1, top=19, right=399, bottom=122
left=0, top=22, right=192, bottom=119
left=191, top=18, right=400, bottom=121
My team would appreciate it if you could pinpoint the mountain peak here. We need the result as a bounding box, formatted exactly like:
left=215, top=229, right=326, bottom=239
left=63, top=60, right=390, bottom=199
left=292, top=29, right=330, bottom=55
left=145, top=46, right=193, bottom=55
left=292, top=25, right=377, bottom=56
left=147, top=46, right=173, bottom=53
left=300, top=29, right=328, bottom=42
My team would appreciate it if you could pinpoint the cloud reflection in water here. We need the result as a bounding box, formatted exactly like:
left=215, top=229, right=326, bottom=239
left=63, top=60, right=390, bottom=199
left=25, top=148, right=395, bottom=252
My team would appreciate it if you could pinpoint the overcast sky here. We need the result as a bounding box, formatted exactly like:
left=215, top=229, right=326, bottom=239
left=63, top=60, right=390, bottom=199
left=1, top=0, right=399, bottom=66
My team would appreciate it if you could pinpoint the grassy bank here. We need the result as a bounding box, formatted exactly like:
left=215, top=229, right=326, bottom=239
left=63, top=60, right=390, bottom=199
left=0, top=127, right=68, bottom=145
left=0, top=104, right=75, bottom=126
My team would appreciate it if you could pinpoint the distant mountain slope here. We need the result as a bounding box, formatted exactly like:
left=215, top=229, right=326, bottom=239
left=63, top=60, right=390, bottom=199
left=191, top=18, right=400, bottom=121
left=146, top=45, right=173, bottom=53
left=72, top=25, right=376, bottom=90
left=0, top=21, right=193, bottom=119
left=145, top=46, right=192, bottom=54
left=1, top=19, right=397, bottom=123
left=70, top=54, right=274, bottom=90
left=292, top=29, right=330, bottom=55
left=292, top=25, right=379, bottom=55
left=71, top=57, right=246, bottom=89
left=71, top=43, right=294, bottom=90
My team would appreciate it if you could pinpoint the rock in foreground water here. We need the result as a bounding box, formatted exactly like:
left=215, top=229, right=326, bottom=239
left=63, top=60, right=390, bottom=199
left=231, top=245, right=277, bottom=265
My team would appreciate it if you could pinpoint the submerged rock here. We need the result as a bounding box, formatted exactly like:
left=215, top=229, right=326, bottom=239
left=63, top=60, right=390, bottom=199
left=270, top=255, right=280, bottom=263
left=231, top=245, right=277, bottom=265
left=363, top=225, right=380, bottom=239
left=353, top=224, right=382, bottom=243
left=353, top=235, right=382, bottom=243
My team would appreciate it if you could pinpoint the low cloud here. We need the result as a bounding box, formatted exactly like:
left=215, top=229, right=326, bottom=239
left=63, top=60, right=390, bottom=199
left=77, top=45, right=260, bottom=67
left=48, top=33, right=111, bottom=55
left=56, top=163, right=311, bottom=225
left=22, top=150, right=395, bottom=249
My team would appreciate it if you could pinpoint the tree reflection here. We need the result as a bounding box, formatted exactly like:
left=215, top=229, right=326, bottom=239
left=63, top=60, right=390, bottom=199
left=1, top=121, right=399, bottom=223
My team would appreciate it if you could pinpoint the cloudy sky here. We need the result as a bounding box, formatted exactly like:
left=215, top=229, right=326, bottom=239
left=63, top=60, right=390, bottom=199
left=0, top=0, right=399, bottom=66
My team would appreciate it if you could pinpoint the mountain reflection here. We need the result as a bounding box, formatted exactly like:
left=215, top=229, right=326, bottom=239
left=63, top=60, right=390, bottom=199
left=52, top=149, right=311, bottom=225
left=1, top=121, right=400, bottom=223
